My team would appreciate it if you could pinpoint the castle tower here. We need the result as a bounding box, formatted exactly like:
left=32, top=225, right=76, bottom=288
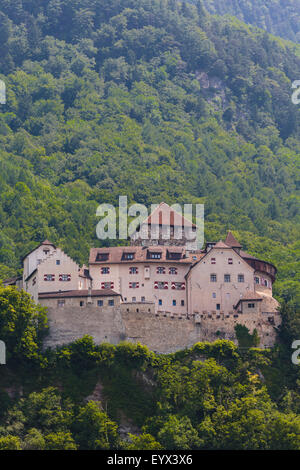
left=130, top=202, right=198, bottom=250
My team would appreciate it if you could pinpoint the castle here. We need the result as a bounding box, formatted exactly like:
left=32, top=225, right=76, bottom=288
left=4, top=203, right=281, bottom=352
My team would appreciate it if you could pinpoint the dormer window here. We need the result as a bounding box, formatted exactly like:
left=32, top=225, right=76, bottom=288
left=96, top=253, right=109, bottom=261
left=149, top=253, right=161, bottom=259
left=123, top=253, right=135, bottom=260
left=167, top=250, right=182, bottom=260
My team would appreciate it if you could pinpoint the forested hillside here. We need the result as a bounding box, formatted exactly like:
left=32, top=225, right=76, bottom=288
left=0, top=0, right=300, bottom=451
left=0, top=0, right=299, bottom=311
left=198, top=0, right=300, bottom=43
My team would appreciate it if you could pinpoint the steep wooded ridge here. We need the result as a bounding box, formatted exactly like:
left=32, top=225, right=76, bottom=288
left=0, top=0, right=299, bottom=309
left=197, top=0, right=300, bottom=43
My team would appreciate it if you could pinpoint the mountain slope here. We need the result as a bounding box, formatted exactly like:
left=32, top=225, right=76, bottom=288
left=0, top=0, right=299, bottom=308
left=198, top=0, right=300, bottom=43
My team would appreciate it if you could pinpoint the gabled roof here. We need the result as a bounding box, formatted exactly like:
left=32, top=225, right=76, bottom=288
left=213, top=240, right=231, bottom=249
left=225, top=231, right=242, bottom=248
left=22, top=240, right=56, bottom=261
left=41, top=240, right=55, bottom=247
left=143, top=202, right=196, bottom=228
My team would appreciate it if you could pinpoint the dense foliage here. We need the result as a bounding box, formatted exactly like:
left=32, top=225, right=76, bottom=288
left=0, top=288, right=299, bottom=450
left=198, top=0, right=300, bottom=43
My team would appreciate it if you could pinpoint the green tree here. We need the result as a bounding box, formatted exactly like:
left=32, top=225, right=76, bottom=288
left=0, top=286, right=48, bottom=362
left=72, top=401, right=119, bottom=450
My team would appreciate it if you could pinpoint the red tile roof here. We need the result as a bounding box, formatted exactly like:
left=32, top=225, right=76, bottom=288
left=89, top=246, right=204, bottom=265
left=225, top=231, right=242, bottom=248
left=144, top=202, right=196, bottom=228
left=214, top=240, right=231, bottom=249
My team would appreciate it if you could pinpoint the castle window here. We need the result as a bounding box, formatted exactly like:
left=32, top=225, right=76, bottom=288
left=129, top=282, right=139, bottom=289
left=255, top=277, right=260, bottom=284
left=101, top=282, right=114, bottom=290
left=157, top=267, right=165, bottom=274
left=108, top=299, right=114, bottom=306
left=181, top=300, right=185, bottom=306
left=32, top=277, right=36, bottom=286
left=158, top=299, right=162, bottom=306
left=97, top=300, right=103, bottom=307
left=80, top=301, right=84, bottom=307
left=172, top=300, right=176, bottom=306
left=212, top=292, right=216, bottom=298
left=59, top=274, right=71, bottom=282
left=56, top=260, right=60, bottom=265
left=101, top=267, right=110, bottom=274
left=210, top=274, right=217, bottom=282
left=248, top=303, right=255, bottom=309
left=44, top=274, right=55, bottom=282
left=58, top=300, right=65, bottom=308
left=238, top=274, right=244, bottom=283
left=141, top=296, right=145, bottom=302
left=211, top=258, right=216, bottom=264
left=154, top=281, right=168, bottom=289
left=129, top=267, right=138, bottom=274
left=171, top=282, right=185, bottom=290
left=216, top=304, right=221, bottom=310
left=169, top=267, right=178, bottom=275
left=228, top=258, right=233, bottom=265
left=43, top=249, right=50, bottom=255
left=132, top=297, right=136, bottom=302
left=224, top=274, right=231, bottom=283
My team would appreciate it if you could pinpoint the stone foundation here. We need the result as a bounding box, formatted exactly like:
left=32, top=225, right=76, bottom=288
left=43, top=301, right=281, bottom=353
